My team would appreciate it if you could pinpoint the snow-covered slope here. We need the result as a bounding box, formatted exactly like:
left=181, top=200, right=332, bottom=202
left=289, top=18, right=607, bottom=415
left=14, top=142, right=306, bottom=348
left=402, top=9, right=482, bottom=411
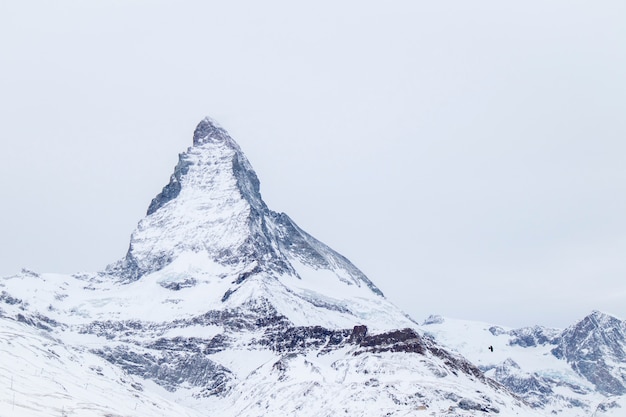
left=0, top=118, right=545, bottom=416
left=0, top=315, right=204, bottom=417
left=421, top=313, right=626, bottom=417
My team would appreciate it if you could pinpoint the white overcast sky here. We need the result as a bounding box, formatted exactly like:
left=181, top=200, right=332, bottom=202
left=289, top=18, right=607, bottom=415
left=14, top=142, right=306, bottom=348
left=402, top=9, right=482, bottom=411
left=1, top=1, right=625, bottom=328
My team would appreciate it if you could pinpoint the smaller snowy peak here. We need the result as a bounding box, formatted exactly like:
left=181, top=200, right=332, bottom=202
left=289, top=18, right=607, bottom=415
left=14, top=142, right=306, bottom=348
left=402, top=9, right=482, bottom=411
left=552, top=311, right=626, bottom=395
left=553, top=311, right=626, bottom=358
left=587, top=310, right=623, bottom=328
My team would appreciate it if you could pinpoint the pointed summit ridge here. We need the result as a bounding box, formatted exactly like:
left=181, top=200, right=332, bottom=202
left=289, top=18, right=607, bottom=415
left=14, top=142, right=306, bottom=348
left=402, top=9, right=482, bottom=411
left=116, top=117, right=270, bottom=280
left=146, top=117, right=262, bottom=216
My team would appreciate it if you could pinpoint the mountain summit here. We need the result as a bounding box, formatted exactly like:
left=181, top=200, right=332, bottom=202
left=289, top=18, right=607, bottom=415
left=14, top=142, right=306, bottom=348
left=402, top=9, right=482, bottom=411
left=112, top=116, right=274, bottom=280
left=107, top=117, right=401, bottom=330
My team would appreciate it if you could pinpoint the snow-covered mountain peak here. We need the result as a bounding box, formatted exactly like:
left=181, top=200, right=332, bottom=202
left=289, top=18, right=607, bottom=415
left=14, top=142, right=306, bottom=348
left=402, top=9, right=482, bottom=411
left=551, top=311, right=626, bottom=395
left=585, top=310, right=622, bottom=327
left=112, top=118, right=265, bottom=281
left=103, top=117, right=402, bottom=330
left=147, top=117, right=263, bottom=217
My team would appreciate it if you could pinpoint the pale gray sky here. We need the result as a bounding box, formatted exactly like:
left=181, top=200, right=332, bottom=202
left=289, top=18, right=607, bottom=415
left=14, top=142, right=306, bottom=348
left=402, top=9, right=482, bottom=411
left=2, top=1, right=625, bottom=328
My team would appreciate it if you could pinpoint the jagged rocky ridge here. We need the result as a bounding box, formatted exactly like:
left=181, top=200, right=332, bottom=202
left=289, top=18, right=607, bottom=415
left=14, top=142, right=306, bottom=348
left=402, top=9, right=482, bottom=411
left=0, top=118, right=551, bottom=416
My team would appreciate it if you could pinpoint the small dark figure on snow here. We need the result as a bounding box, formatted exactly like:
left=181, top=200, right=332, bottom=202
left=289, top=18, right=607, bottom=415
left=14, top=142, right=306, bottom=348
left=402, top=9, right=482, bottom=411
left=488, top=345, right=494, bottom=352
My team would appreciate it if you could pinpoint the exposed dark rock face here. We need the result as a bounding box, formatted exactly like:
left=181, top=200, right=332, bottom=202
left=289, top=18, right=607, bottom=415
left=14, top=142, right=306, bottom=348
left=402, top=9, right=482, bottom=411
left=147, top=336, right=215, bottom=353
left=348, top=325, right=368, bottom=344
left=16, top=312, right=62, bottom=331
left=357, top=328, right=426, bottom=355
left=193, top=117, right=233, bottom=146
left=261, top=325, right=352, bottom=353
left=0, top=290, right=22, bottom=306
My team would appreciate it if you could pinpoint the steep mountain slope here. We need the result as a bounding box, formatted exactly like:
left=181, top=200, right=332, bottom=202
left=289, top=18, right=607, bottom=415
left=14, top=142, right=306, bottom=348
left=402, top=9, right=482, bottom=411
left=422, top=312, right=626, bottom=417
left=0, top=118, right=543, bottom=416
